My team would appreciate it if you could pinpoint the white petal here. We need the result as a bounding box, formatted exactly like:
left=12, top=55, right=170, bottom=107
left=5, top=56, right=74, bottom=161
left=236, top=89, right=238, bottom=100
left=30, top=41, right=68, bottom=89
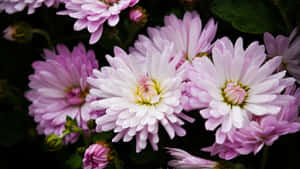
left=244, top=104, right=281, bottom=116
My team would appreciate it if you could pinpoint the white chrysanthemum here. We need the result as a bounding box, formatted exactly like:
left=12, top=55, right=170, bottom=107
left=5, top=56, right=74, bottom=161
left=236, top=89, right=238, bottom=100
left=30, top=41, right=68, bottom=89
left=88, top=45, right=194, bottom=152
left=187, top=37, right=295, bottom=144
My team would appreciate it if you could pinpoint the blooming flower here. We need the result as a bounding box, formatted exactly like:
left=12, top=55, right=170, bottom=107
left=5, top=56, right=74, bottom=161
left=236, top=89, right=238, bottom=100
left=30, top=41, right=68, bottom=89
left=130, top=11, right=217, bottom=65
left=25, top=43, right=102, bottom=143
left=187, top=37, right=295, bottom=144
left=202, top=86, right=300, bottom=160
left=264, top=28, right=300, bottom=83
left=0, top=0, right=60, bottom=14
left=88, top=44, right=194, bottom=152
left=129, top=11, right=217, bottom=111
left=167, top=148, right=219, bottom=169
left=83, top=143, right=110, bottom=169
left=57, top=0, right=139, bottom=44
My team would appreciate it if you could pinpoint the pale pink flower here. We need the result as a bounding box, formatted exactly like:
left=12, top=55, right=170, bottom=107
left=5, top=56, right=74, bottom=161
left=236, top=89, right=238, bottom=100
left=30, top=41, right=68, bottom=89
left=130, top=11, right=217, bottom=65
left=167, top=148, right=218, bottom=169
left=88, top=44, right=194, bottom=152
left=264, top=28, right=300, bottom=83
left=203, top=86, right=300, bottom=160
left=25, top=43, right=102, bottom=143
left=187, top=37, right=295, bottom=144
left=83, top=143, right=110, bottom=169
left=0, top=0, right=61, bottom=14
left=129, top=11, right=217, bottom=111
left=57, top=0, right=139, bottom=44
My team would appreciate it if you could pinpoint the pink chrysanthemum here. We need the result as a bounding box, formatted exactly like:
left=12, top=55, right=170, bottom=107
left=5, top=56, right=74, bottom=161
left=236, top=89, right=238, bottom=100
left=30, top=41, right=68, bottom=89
left=57, top=0, right=139, bottom=44
left=264, top=28, right=300, bottom=83
left=83, top=143, right=110, bottom=169
left=0, top=0, right=60, bottom=14
left=129, top=11, right=217, bottom=111
left=130, top=11, right=217, bottom=64
left=25, top=43, right=102, bottom=143
left=88, top=45, right=194, bottom=152
left=167, top=148, right=218, bottom=169
left=202, top=82, right=300, bottom=160
left=186, top=37, right=295, bottom=144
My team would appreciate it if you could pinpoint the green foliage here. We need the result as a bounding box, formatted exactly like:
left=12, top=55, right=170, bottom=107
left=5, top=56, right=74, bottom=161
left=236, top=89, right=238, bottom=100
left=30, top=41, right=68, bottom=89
left=211, top=0, right=285, bottom=34
left=273, top=0, right=300, bottom=31
left=66, top=153, right=82, bottom=169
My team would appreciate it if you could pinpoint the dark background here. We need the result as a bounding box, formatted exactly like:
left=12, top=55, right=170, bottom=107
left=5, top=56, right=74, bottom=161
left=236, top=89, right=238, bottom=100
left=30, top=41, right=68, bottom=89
left=1, top=0, right=300, bottom=169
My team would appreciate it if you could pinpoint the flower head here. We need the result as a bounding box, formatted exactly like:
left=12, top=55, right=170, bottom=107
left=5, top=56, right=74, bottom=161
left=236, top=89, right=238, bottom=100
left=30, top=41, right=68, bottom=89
left=83, top=143, right=110, bottom=169
left=130, top=11, right=217, bottom=65
left=264, top=28, right=300, bottom=83
left=0, top=0, right=61, bottom=14
left=186, top=37, right=295, bottom=144
left=129, top=11, right=217, bottom=111
left=25, top=43, right=102, bottom=143
left=167, top=148, right=218, bottom=169
left=88, top=44, right=194, bottom=152
left=57, top=0, right=139, bottom=44
left=202, top=85, right=300, bottom=160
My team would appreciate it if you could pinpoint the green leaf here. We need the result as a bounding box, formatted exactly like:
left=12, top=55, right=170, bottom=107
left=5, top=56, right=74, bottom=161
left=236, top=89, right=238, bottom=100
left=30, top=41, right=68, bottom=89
left=66, top=153, right=82, bottom=169
left=211, top=0, right=285, bottom=34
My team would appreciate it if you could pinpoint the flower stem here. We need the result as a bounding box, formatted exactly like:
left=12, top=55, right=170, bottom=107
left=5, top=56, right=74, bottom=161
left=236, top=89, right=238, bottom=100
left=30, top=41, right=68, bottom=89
left=59, top=130, right=71, bottom=139
left=32, top=28, right=53, bottom=49
left=260, top=146, right=269, bottom=169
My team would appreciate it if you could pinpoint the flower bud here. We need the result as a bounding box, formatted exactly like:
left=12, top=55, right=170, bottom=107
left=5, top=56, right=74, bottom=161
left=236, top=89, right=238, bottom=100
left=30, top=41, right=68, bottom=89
left=167, top=148, right=234, bottom=169
left=45, top=134, right=63, bottom=151
left=87, top=119, right=96, bottom=130
left=65, top=116, right=79, bottom=132
left=83, top=142, right=111, bottom=169
left=129, top=7, right=147, bottom=25
left=3, top=23, right=33, bottom=43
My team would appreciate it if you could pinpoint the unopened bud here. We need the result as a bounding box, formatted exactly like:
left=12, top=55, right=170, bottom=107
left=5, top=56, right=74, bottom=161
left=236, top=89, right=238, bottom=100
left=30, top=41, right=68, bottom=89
left=45, top=134, right=63, bottom=151
left=3, top=23, right=32, bottom=43
left=65, top=116, right=79, bottom=132
left=83, top=142, right=111, bottom=169
left=87, top=119, right=96, bottom=130
left=129, top=7, right=147, bottom=25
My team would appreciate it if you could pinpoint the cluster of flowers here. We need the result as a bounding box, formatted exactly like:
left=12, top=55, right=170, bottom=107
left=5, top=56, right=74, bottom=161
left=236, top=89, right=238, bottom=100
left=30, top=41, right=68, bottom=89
left=2, top=0, right=300, bottom=168
left=1, top=0, right=140, bottom=44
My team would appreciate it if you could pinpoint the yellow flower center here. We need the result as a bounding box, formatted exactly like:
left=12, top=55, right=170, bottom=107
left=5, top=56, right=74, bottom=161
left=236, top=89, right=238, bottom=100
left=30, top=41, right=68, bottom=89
left=221, top=81, right=249, bottom=107
left=135, top=76, right=162, bottom=105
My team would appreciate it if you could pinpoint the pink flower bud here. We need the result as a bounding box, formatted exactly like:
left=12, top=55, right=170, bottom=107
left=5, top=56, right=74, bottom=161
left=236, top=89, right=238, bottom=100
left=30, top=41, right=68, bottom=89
left=129, top=7, right=147, bottom=25
left=83, top=143, right=110, bottom=169
left=3, top=23, right=32, bottom=43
